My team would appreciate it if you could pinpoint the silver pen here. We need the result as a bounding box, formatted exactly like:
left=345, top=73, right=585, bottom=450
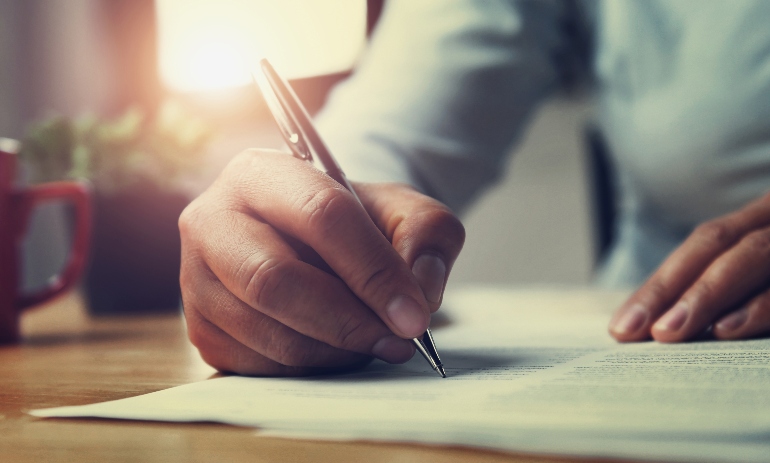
left=254, top=58, right=446, bottom=378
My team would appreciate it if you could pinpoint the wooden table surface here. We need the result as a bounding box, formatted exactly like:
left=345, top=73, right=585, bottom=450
left=0, top=292, right=623, bottom=463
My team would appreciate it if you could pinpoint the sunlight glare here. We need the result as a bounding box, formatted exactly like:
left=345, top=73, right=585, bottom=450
left=156, top=0, right=366, bottom=93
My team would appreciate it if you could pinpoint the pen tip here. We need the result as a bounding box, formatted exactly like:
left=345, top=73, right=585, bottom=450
left=437, top=365, right=446, bottom=378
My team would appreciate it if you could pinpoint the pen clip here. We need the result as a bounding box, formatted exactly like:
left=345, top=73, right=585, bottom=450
left=252, top=66, right=313, bottom=163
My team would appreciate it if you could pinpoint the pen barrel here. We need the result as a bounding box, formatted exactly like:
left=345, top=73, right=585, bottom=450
left=256, top=59, right=445, bottom=378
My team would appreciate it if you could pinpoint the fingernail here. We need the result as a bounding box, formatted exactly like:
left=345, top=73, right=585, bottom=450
left=653, top=301, right=689, bottom=332
left=371, top=335, right=415, bottom=363
left=716, top=309, right=748, bottom=332
left=412, top=254, right=447, bottom=303
left=386, top=295, right=428, bottom=338
left=611, top=304, right=648, bottom=335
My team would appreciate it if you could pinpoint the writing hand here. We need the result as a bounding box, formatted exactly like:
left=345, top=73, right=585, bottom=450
left=610, top=193, right=770, bottom=342
left=179, top=149, right=465, bottom=375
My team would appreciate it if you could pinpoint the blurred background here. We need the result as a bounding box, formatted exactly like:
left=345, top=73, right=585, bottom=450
left=0, top=0, right=595, bottom=313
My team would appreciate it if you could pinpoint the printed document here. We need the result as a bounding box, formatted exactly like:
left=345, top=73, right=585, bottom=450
left=31, top=287, right=770, bottom=462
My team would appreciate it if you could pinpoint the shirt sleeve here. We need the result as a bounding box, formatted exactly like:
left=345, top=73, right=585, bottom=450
left=315, top=0, right=570, bottom=214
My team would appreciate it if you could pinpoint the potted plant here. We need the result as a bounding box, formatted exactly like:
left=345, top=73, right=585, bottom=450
left=19, top=101, right=211, bottom=315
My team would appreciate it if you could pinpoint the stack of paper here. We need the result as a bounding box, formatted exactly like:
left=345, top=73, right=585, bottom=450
left=32, top=287, right=770, bottom=462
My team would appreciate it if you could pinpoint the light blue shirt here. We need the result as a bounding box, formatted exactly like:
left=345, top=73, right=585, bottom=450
left=316, top=0, right=770, bottom=287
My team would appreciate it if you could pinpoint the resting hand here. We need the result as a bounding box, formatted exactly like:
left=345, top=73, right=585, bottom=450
left=610, top=192, right=770, bottom=342
left=179, top=149, right=465, bottom=375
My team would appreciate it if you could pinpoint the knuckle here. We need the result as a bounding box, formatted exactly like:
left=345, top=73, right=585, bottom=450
left=706, top=258, right=732, bottom=283
left=640, top=277, right=667, bottom=302
left=741, top=229, right=770, bottom=255
left=272, top=335, right=313, bottom=367
left=334, top=314, right=368, bottom=349
left=228, top=149, right=261, bottom=173
left=241, top=257, right=297, bottom=314
left=690, top=278, right=717, bottom=303
left=399, top=206, right=466, bottom=258
left=693, top=221, right=736, bottom=249
left=420, top=207, right=465, bottom=237
left=298, top=187, right=354, bottom=240
left=218, top=150, right=267, bottom=195
left=428, top=208, right=466, bottom=249
left=179, top=193, right=227, bottom=247
left=178, top=198, right=203, bottom=239
left=358, top=256, right=397, bottom=296
left=185, top=312, right=210, bottom=352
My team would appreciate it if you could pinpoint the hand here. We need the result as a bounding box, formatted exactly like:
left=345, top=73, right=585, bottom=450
left=179, top=149, right=465, bottom=376
left=609, top=192, right=770, bottom=342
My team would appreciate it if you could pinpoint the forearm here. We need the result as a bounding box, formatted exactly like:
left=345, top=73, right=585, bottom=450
left=316, top=0, right=570, bottom=214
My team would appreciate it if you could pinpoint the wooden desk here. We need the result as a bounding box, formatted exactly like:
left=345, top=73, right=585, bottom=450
left=0, top=292, right=615, bottom=463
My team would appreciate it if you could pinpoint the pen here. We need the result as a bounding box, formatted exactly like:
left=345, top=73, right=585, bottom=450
left=254, top=58, right=446, bottom=378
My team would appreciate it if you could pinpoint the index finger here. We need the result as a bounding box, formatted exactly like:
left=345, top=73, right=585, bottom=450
left=219, top=150, right=430, bottom=339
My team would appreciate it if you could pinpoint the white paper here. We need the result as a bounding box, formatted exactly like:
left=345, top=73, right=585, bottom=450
left=30, top=286, right=770, bottom=462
